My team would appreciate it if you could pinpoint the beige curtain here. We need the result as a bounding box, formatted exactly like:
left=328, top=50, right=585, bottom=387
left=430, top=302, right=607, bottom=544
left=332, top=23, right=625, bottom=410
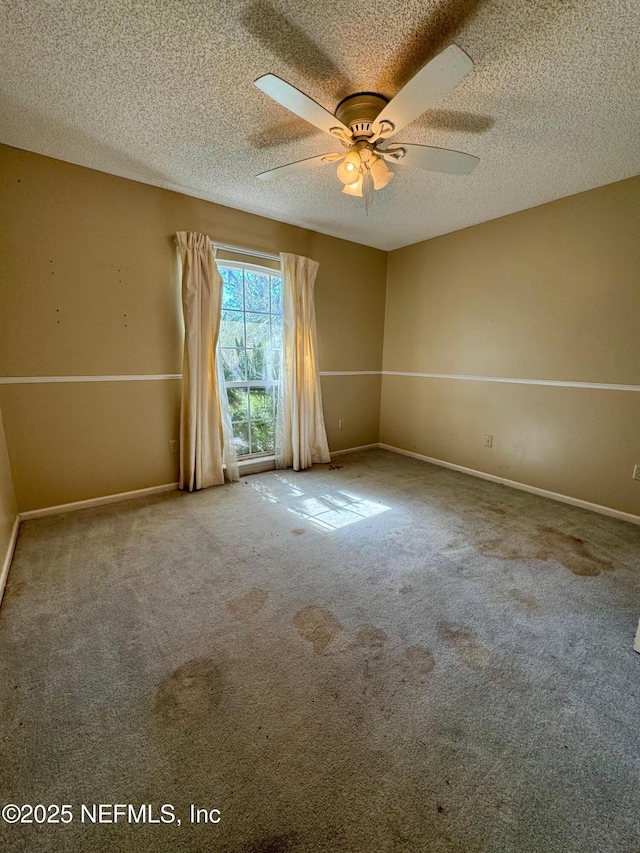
left=176, top=232, right=238, bottom=490
left=276, top=252, right=331, bottom=471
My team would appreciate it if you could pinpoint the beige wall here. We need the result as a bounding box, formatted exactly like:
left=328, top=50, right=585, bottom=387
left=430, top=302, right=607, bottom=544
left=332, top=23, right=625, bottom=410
left=3, top=140, right=638, bottom=517
left=0, top=144, right=386, bottom=512
left=0, top=407, right=18, bottom=569
left=381, top=176, right=640, bottom=515
left=312, top=229, right=385, bottom=452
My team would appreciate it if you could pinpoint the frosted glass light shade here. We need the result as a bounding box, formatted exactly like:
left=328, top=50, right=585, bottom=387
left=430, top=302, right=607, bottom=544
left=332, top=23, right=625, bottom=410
left=342, top=175, right=363, bottom=196
left=370, top=155, right=395, bottom=190
left=337, top=151, right=361, bottom=185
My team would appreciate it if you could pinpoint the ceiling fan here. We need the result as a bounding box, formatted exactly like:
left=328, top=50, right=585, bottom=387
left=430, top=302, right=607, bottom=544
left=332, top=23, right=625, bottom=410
left=254, top=44, right=479, bottom=207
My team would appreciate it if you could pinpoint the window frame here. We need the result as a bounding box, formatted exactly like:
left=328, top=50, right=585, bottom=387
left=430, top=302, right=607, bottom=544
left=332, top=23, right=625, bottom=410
left=218, top=258, right=282, bottom=460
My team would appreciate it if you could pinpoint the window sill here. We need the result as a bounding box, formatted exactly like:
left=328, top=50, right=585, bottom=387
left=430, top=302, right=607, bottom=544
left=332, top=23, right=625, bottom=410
left=238, top=455, right=276, bottom=476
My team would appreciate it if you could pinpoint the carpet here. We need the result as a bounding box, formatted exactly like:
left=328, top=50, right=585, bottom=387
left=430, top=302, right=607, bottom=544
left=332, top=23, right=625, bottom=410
left=1, top=449, right=639, bottom=852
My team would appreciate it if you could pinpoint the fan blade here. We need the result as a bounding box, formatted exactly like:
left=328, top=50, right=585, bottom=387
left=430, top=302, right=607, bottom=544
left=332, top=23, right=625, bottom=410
left=257, top=151, right=345, bottom=181
left=383, top=144, right=479, bottom=175
left=255, top=74, right=352, bottom=140
left=371, top=45, right=473, bottom=139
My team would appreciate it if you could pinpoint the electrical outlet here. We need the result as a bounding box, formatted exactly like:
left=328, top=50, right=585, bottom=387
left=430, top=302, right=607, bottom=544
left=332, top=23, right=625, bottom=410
left=633, top=464, right=640, bottom=480
left=484, top=434, right=493, bottom=448
left=169, top=440, right=179, bottom=454
left=338, top=419, right=344, bottom=430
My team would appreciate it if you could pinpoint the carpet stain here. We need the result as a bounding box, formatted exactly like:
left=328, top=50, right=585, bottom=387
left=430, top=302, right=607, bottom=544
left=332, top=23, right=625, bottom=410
left=355, top=624, right=388, bottom=649
left=475, top=533, right=524, bottom=562
left=537, top=526, right=613, bottom=576
left=438, top=624, right=491, bottom=669
left=405, top=645, right=436, bottom=675
left=4, top=580, right=26, bottom=598
left=294, top=606, right=343, bottom=652
left=484, top=505, right=506, bottom=516
left=227, top=588, right=268, bottom=619
left=510, top=589, right=539, bottom=612
left=237, top=833, right=297, bottom=853
left=154, top=658, right=221, bottom=722
left=476, top=523, right=613, bottom=576
left=291, top=528, right=306, bottom=535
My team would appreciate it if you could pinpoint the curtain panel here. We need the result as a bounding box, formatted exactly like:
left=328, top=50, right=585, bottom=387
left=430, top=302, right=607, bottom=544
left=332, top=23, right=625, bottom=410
left=276, top=252, right=331, bottom=471
left=175, top=232, right=238, bottom=490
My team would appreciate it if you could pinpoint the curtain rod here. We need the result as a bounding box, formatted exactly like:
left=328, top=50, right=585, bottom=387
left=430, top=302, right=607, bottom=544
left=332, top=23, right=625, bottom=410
left=212, top=242, right=280, bottom=262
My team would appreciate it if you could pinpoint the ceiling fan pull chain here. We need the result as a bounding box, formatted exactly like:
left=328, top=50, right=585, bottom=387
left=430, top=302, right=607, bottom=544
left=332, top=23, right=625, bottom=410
left=363, top=165, right=373, bottom=216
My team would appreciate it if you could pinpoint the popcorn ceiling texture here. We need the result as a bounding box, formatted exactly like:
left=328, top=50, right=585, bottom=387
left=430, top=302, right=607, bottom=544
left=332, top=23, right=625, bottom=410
left=1, top=0, right=639, bottom=250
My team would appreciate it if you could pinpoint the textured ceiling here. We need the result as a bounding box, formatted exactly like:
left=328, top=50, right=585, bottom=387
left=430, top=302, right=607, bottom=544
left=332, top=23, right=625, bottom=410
left=1, top=0, right=639, bottom=251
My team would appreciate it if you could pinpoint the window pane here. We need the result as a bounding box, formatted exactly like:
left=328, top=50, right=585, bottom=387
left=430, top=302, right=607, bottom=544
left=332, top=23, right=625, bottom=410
left=245, top=271, right=270, bottom=312
left=219, top=261, right=281, bottom=459
left=245, top=349, right=280, bottom=381
left=249, top=387, right=274, bottom=421
left=271, top=276, right=282, bottom=313
left=247, top=347, right=278, bottom=380
left=250, top=420, right=275, bottom=454
left=227, top=387, right=248, bottom=422
left=265, top=348, right=281, bottom=381
left=270, top=314, right=282, bottom=349
left=246, top=312, right=270, bottom=348
left=232, top=421, right=250, bottom=456
left=221, top=347, right=247, bottom=382
left=221, top=267, right=244, bottom=310
left=219, top=310, right=245, bottom=347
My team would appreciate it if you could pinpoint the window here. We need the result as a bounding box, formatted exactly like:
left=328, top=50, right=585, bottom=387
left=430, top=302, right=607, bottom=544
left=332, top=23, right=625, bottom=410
left=218, top=262, right=282, bottom=458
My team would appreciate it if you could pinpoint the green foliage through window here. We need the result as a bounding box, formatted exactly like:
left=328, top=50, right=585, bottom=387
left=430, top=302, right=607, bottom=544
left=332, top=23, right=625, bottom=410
left=220, top=263, right=282, bottom=458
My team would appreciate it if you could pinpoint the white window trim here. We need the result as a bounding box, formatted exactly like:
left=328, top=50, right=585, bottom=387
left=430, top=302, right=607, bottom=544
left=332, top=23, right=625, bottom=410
left=218, top=257, right=282, bottom=461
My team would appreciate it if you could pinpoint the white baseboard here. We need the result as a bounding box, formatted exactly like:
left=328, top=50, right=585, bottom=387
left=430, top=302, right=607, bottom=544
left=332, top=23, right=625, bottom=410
left=16, top=443, right=638, bottom=528
left=330, top=443, right=380, bottom=457
left=0, top=516, right=21, bottom=605
left=379, top=443, right=640, bottom=526
left=15, top=448, right=377, bottom=520
left=19, top=483, right=179, bottom=521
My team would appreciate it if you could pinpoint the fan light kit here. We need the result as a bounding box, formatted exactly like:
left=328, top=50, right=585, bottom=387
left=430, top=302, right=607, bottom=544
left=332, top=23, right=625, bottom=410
left=254, top=44, right=480, bottom=211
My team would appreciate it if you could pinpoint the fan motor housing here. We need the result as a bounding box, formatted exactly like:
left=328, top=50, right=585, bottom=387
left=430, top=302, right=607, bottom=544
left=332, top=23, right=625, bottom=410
left=335, top=92, right=388, bottom=138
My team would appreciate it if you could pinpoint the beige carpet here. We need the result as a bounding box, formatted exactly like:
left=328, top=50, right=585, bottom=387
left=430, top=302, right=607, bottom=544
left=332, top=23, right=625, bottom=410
left=1, top=449, right=639, bottom=852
